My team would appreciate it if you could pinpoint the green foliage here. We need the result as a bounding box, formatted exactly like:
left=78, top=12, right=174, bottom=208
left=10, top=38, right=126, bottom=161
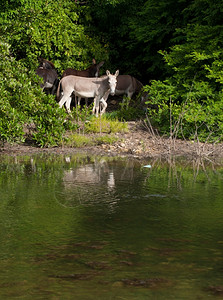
left=86, top=0, right=145, bottom=75
left=144, top=24, right=223, bottom=141
left=1, top=0, right=223, bottom=145
left=0, top=102, right=25, bottom=143
left=116, top=97, right=138, bottom=121
left=86, top=0, right=193, bottom=79
left=70, top=103, right=93, bottom=133
left=31, top=96, right=69, bottom=147
left=127, top=0, right=190, bottom=79
left=0, top=41, right=70, bottom=146
left=107, top=97, right=145, bottom=121
left=0, top=0, right=108, bottom=71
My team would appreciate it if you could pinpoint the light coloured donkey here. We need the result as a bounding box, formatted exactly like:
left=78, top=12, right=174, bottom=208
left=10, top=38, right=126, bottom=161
left=62, top=59, right=104, bottom=106
left=57, top=70, right=119, bottom=116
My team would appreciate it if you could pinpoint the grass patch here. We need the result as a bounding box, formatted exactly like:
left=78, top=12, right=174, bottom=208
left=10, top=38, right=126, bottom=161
left=95, top=135, right=119, bottom=145
left=64, top=116, right=126, bottom=147
left=65, top=134, right=94, bottom=147
left=64, top=133, right=119, bottom=148
left=84, top=116, right=128, bottom=133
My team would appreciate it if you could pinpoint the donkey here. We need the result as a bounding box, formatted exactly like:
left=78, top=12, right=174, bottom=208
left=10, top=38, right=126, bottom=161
left=62, top=59, right=104, bottom=106
left=38, top=57, right=55, bottom=69
left=115, top=75, right=144, bottom=100
left=57, top=70, right=119, bottom=116
left=36, top=58, right=59, bottom=95
left=62, top=59, right=104, bottom=78
left=97, top=74, right=146, bottom=108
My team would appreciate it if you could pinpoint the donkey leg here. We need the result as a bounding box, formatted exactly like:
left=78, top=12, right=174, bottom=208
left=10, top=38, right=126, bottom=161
left=58, top=95, right=67, bottom=108
left=65, top=96, right=72, bottom=113
left=92, top=97, right=96, bottom=114
left=92, top=96, right=100, bottom=117
left=100, top=98, right=107, bottom=116
left=51, top=78, right=60, bottom=95
left=92, top=96, right=98, bottom=115
left=127, top=91, right=133, bottom=99
left=77, top=96, right=81, bottom=106
left=99, top=89, right=110, bottom=115
left=59, top=94, right=72, bottom=113
left=122, top=91, right=133, bottom=103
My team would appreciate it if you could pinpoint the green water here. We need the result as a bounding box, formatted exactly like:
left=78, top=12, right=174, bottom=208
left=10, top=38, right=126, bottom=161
left=0, top=153, right=223, bottom=299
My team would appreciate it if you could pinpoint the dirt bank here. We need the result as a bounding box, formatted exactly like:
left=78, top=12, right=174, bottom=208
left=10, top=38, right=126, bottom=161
left=1, top=121, right=223, bottom=160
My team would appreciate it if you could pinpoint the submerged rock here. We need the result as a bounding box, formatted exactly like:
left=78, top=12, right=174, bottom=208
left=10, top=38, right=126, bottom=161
left=206, top=286, right=223, bottom=295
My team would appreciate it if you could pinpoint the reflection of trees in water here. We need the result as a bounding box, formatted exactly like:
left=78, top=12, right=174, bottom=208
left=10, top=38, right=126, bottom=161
left=1, top=153, right=222, bottom=208
left=56, top=154, right=223, bottom=210
left=142, top=156, right=223, bottom=191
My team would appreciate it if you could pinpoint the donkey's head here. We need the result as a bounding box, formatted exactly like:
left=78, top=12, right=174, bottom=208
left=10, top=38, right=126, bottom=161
left=106, top=70, right=119, bottom=96
left=38, top=58, right=55, bottom=69
left=88, top=59, right=104, bottom=77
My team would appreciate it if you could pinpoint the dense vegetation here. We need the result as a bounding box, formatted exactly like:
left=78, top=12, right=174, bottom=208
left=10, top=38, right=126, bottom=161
left=0, top=0, right=222, bottom=146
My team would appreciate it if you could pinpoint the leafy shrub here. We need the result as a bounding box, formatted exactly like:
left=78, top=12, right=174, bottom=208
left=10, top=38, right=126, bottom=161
left=0, top=41, right=71, bottom=146
left=110, top=97, right=145, bottom=121
left=0, top=98, right=25, bottom=143
left=144, top=25, right=223, bottom=142
left=0, top=0, right=108, bottom=71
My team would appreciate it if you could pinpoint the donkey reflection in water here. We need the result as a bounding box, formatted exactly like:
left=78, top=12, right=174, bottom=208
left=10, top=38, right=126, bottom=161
left=57, top=70, right=119, bottom=116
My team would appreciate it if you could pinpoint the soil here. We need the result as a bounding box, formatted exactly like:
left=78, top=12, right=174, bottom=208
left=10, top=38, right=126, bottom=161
left=1, top=121, right=223, bottom=161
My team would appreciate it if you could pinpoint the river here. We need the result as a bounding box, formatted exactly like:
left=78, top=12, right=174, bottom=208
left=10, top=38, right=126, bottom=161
left=0, top=153, right=222, bottom=299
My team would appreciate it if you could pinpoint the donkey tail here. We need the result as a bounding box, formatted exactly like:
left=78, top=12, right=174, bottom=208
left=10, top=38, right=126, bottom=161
left=134, top=78, right=143, bottom=92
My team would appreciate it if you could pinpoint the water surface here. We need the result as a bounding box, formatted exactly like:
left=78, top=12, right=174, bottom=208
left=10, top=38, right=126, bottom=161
left=0, top=153, right=223, bottom=299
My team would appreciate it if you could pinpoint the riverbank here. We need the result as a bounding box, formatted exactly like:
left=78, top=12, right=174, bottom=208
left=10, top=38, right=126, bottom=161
left=1, top=121, right=223, bottom=160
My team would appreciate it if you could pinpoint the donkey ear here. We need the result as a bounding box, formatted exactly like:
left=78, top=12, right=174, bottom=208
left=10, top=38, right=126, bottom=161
left=92, top=58, right=96, bottom=64
left=98, top=61, right=104, bottom=67
left=106, top=70, right=110, bottom=76
left=115, top=70, right=119, bottom=77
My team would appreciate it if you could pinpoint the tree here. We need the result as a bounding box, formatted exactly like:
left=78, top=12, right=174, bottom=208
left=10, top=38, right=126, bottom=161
left=0, top=0, right=108, bottom=72
left=144, top=22, right=223, bottom=141
left=86, top=0, right=194, bottom=81
left=0, top=40, right=70, bottom=146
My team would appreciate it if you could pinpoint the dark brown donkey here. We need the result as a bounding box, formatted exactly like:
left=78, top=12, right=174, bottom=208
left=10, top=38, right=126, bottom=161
left=62, top=59, right=104, bottom=78
left=36, top=58, right=59, bottom=95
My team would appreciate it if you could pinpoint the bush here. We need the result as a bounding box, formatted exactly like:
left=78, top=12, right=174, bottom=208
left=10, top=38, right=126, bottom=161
left=0, top=0, right=108, bottom=71
left=144, top=25, right=223, bottom=142
left=0, top=41, right=71, bottom=147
